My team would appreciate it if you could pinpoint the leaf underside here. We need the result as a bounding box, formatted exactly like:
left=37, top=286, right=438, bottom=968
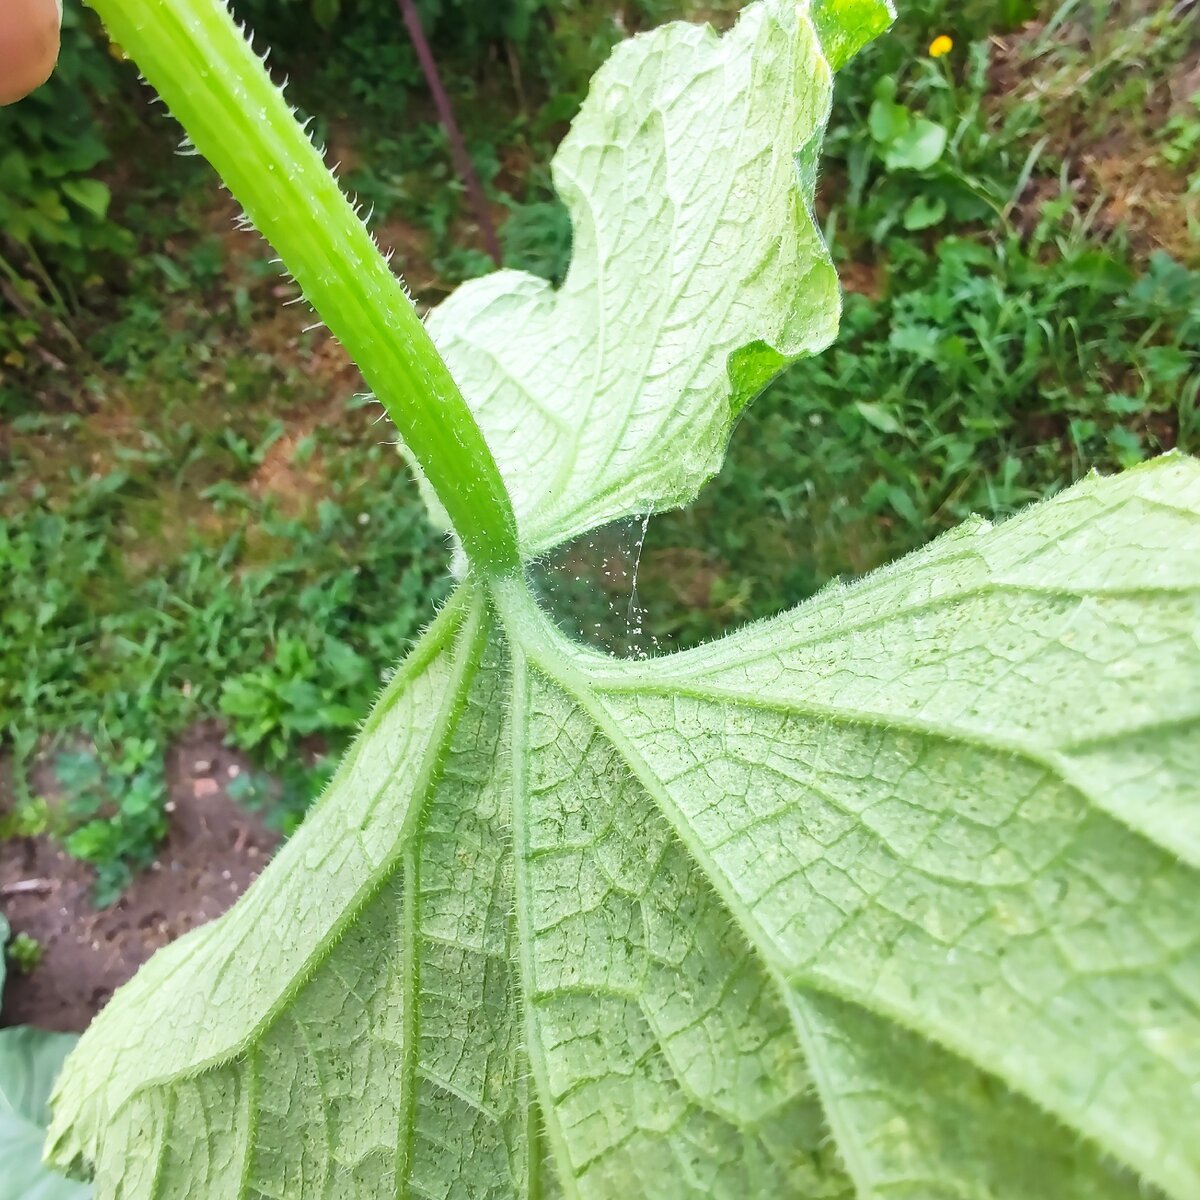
left=49, top=455, right=1200, bottom=1199
left=420, top=0, right=891, bottom=557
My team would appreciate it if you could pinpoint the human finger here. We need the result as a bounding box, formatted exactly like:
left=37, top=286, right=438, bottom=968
left=0, top=0, right=62, bottom=106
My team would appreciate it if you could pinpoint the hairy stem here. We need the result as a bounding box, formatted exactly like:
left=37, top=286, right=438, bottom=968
left=87, top=0, right=520, bottom=573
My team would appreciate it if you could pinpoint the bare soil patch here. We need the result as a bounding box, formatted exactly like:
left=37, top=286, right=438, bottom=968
left=1, top=724, right=279, bottom=1032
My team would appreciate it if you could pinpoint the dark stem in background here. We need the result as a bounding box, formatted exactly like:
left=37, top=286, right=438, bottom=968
left=395, top=0, right=503, bottom=266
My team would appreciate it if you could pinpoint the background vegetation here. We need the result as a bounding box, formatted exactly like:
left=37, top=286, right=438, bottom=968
left=1, top=0, right=1197, bottom=901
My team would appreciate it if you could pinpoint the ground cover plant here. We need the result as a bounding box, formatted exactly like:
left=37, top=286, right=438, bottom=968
left=31, top=0, right=1200, bottom=1196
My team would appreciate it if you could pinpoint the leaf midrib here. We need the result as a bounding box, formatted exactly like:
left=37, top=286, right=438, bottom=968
left=105, top=587, right=489, bottom=1132
left=508, top=642, right=586, bottom=1200
left=504, top=600, right=874, bottom=1198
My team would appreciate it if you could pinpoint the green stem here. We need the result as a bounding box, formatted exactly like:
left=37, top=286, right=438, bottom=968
left=87, top=0, right=520, bottom=573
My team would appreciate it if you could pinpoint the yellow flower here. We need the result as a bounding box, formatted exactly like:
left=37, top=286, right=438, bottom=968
left=929, top=34, right=953, bottom=58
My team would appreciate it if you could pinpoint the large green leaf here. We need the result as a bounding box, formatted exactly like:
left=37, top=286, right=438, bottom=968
left=421, top=0, right=891, bottom=557
left=44, top=2, right=1198, bottom=1195
left=50, top=456, right=1200, bottom=1197
left=501, top=454, right=1200, bottom=1198
left=0, top=1027, right=91, bottom=1200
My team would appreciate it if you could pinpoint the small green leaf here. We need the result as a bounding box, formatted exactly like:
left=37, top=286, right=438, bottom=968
left=59, top=179, right=111, bottom=220
left=811, top=0, right=895, bottom=69
left=853, top=398, right=902, bottom=432
left=1104, top=392, right=1145, bottom=414
left=888, top=321, right=941, bottom=358
left=884, top=117, right=948, bottom=171
left=868, top=95, right=909, bottom=144
left=902, top=193, right=947, bottom=229
left=1108, top=425, right=1146, bottom=467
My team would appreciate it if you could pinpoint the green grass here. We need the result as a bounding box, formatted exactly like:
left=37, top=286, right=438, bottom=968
left=611, top=232, right=1199, bottom=646
left=3, top=193, right=450, bottom=879
left=1, top=0, right=1198, bottom=900
left=1, top=443, right=450, bottom=901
